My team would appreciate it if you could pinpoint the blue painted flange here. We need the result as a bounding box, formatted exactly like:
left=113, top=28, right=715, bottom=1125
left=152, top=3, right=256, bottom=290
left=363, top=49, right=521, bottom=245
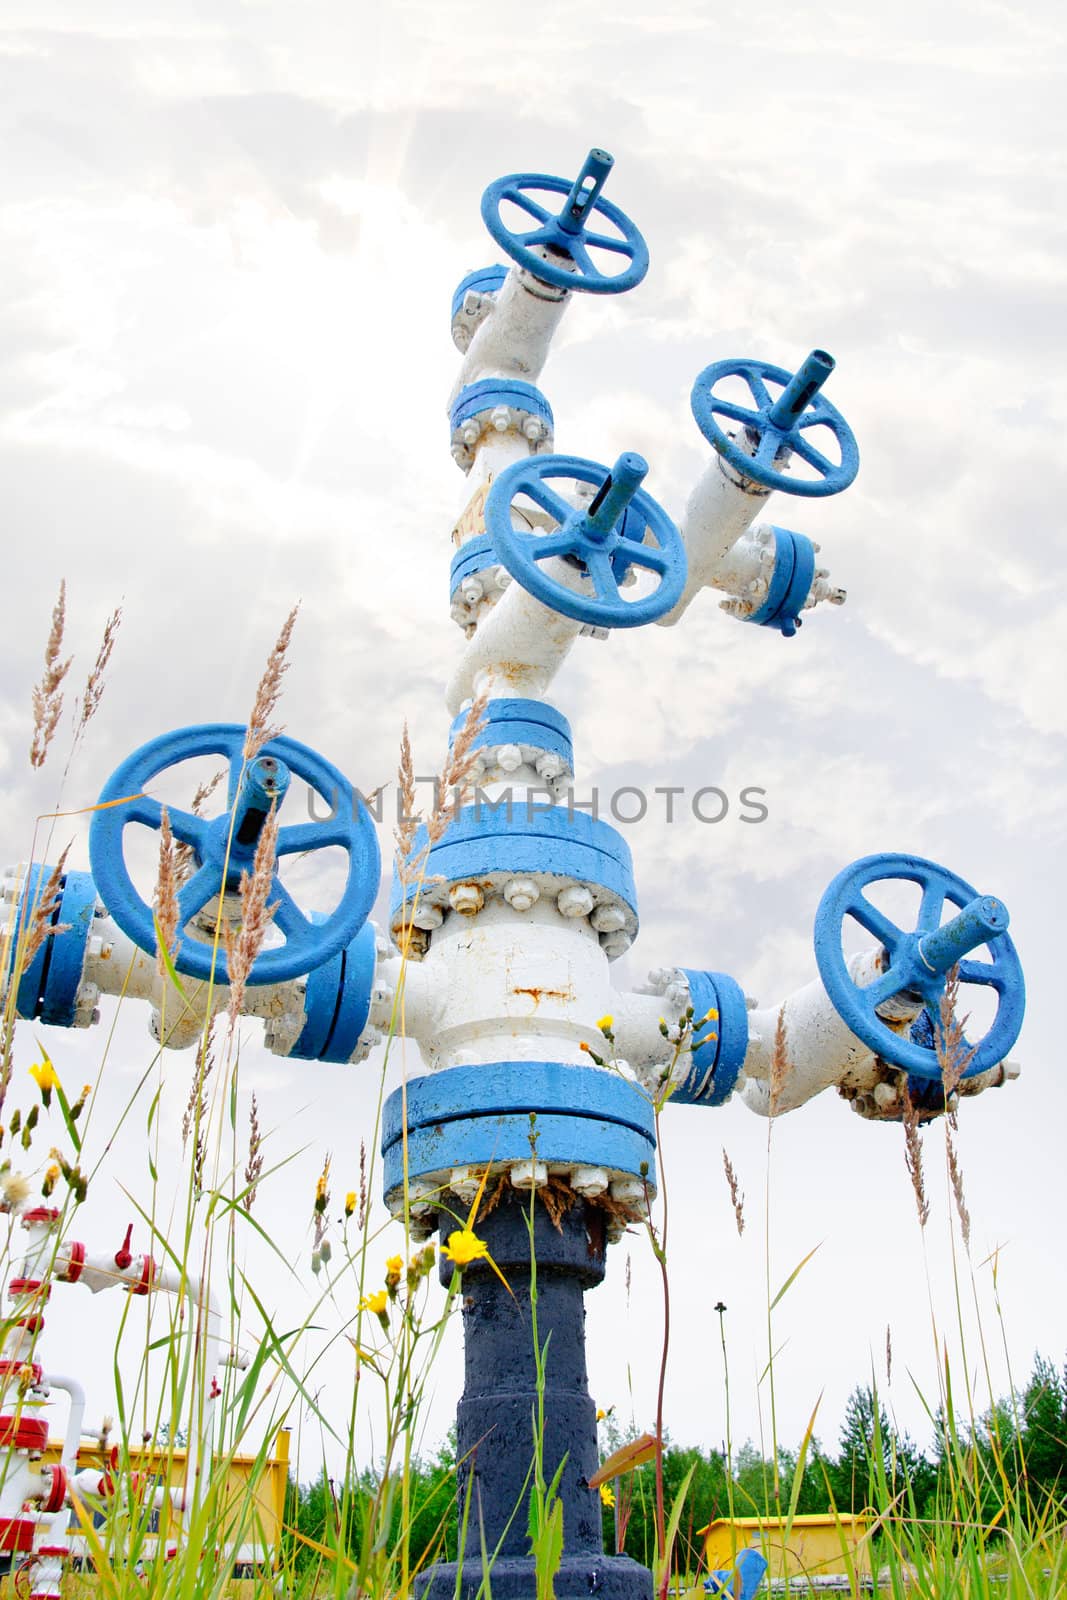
left=450, top=534, right=499, bottom=600
left=747, top=528, right=817, bottom=638
left=480, top=149, right=649, bottom=295
left=450, top=265, right=508, bottom=325
left=450, top=380, right=553, bottom=436
left=391, top=803, right=637, bottom=926
left=381, top=1062, right=657, bottom=1200
left=42, top=871, right=98, bottom=1026
left=6, top=865, right=97, bottom=1025
left=673, top=970, right=749, bottom=1105
left=288, top=920, right=377, bottom=1062
left=691, top=351, right=859, bottom=498
left=485, top=451, right=686, bottom=628
left=814, top=853, right=1025, bottom=1081
left=90, top=723, right=381, bottom=986
left=448, top=698, right=574, bottom=769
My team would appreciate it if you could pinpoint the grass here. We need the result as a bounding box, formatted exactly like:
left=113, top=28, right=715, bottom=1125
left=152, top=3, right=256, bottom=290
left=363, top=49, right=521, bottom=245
left=0, top=599, right=1063, bottom=1599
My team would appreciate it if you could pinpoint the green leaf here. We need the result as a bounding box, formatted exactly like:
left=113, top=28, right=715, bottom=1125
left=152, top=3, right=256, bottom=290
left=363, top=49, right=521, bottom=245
left=770, top=1242, right=822, bottom=1310
left=153, top=912, right=188, bottom=1001
left=654, top=1460, right=696, bottom=1592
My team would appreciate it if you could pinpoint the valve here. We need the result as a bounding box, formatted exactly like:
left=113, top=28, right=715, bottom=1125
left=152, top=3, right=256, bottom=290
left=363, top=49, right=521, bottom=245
left=691, top=350, right=859, bottom=498
left=484, top=451, right=686, bottom=628
left=746, top=527, right=817, bottom=637
left=89, top=724, right=380, bottom=986
left=2, top=863, right=98, bottom=1026
left=814, top=853, right=1025, bottom=1082
left=480, top=148, right=649, bottom=295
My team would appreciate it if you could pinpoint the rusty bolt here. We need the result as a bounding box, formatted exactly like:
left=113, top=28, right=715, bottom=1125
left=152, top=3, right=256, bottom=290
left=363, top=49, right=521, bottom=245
left=450, top=883, right=484, bottom=917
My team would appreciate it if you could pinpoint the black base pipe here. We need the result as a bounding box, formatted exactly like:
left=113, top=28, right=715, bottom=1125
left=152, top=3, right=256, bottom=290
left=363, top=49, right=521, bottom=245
left=416, top=1189, right=652, bottom=1600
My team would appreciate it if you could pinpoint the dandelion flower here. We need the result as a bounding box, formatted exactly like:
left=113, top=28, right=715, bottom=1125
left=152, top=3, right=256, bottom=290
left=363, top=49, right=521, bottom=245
left=441, top=1229, right=491, bottom=1269
left=596, top=1015, right=614, bottom=1035
left=359, top=1290, right=389, bottom=1329
left=29, top=1059, right=61, bottom=1108
left=1, top=1172, right=32, bottom=1210
left=600, top=1483, right=615, bottom=1508
left=344, top=1192, right=356, bottom=1218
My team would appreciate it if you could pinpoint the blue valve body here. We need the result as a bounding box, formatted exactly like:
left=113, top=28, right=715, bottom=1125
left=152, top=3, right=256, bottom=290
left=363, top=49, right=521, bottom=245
left=90, top=724, right=381, bottom=986
left=5, top=865, right=97, bottom=1027
left=814, top=853, right=1025, bottom=1081
left=746, top=528, right=817, bottom=638
left=485, top=452, right=686, bottom=629
left=450, top=265, right=508, bottom=324
left=692, top=353, right=859, bottom=498
left=381, top=1062, right=657, bottom=1204
left=481, top=150, right=650, bottom=295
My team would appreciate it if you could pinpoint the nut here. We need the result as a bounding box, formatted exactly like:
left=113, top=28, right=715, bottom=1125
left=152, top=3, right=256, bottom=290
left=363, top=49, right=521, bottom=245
left=590, top=903, right=625, bottom=933
left=449, top=883, right=484, bottom=917
left=557, top=885, right=594, bottom=919
left=503, top=878, right=540, bottom=913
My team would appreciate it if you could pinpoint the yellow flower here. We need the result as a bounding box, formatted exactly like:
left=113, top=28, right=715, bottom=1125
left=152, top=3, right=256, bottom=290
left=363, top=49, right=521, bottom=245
left=359, top=1290, right=388, bottom=1317
left=385, top=1254, right=404, bottom=1275
left=441, top=1229, right=490, bottom=1269
left=596, top=1408, right=607, bottom=1422
left=700, top=1007, right=719, bottom=1024
left=344, top=1191, right=356, bottom=1218
left=29, top=1059, right=60, bottom=1107
left=600, top=1482, right=615, bottom=1508
left=596, top=1015, right=614, bottom=1035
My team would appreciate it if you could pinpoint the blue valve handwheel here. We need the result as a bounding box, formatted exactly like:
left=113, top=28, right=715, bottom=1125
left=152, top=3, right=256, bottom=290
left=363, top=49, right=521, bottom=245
left=692, top=352, right=859, bottom=498
left=485, top=452, right=686, bottom=628
left=480, top=149, right=649, bottom=295
left=814, top=853, right=1025, bottom=1081
left=89, top=724, right=380, bottom=986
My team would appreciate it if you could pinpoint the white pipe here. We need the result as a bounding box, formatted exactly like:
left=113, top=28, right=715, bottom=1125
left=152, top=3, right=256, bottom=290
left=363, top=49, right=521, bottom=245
left=46, top=1237, right=221, bottom=1524
left=446, top=571, right=586, bottom=713
left=739, top=951, right=916, bottom=1116
left=40, top=1374, right=84, bottom=1473
left=78, top=915, right=307, bottom=1052
left=658, top=455, right=771, bottom=626
left=448, top=263, right=572, bottom=404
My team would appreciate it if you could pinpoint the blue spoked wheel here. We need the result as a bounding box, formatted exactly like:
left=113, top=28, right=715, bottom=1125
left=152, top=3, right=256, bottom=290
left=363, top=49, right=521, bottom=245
left=480, top=148, right=649, bottom=295
left=485, top=451, right=686, bottom=628
left=814, top=853, right=1025, bottom=1081
left=692, top=351, right=859, bottom=497
left=89, top=723, right=380, bottom=985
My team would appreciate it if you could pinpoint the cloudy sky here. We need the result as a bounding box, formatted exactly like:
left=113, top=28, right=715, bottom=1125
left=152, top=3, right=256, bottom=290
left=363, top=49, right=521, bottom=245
left=2, top=0, right=1065, bottom=1486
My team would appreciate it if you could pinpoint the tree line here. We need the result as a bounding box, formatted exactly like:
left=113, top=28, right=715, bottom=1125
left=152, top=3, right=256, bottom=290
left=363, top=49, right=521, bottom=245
left=284, top=1351, right=1067, bottom=1575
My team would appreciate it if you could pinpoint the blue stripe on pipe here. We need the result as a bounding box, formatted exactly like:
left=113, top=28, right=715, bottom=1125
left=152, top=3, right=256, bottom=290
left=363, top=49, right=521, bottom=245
left=449, top=380, right=554, bottom=434
left=382, top=1062, right=655, bottom=1150
left=40, top=871, right=97, bottom=1027
left=382, top=1112, right=657, bottom=1199
left=449, top=698, right=572, bottom=741
left=391, top=837, right=636, bottom=919
left=390, top=805, right=637, bottom=919
left=451, top=265, right=508, bottom=324
left=463, top=722, right=573, bottom=764
left=9, top=865, right=53, bottom=1020
left=672, top=969, right=750, bottom=1106
left=450, top=536, right=499, bottom=597
left=288, top=913, right=343, bottom=1060
left=319, top=920, right=377, bottom=1063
